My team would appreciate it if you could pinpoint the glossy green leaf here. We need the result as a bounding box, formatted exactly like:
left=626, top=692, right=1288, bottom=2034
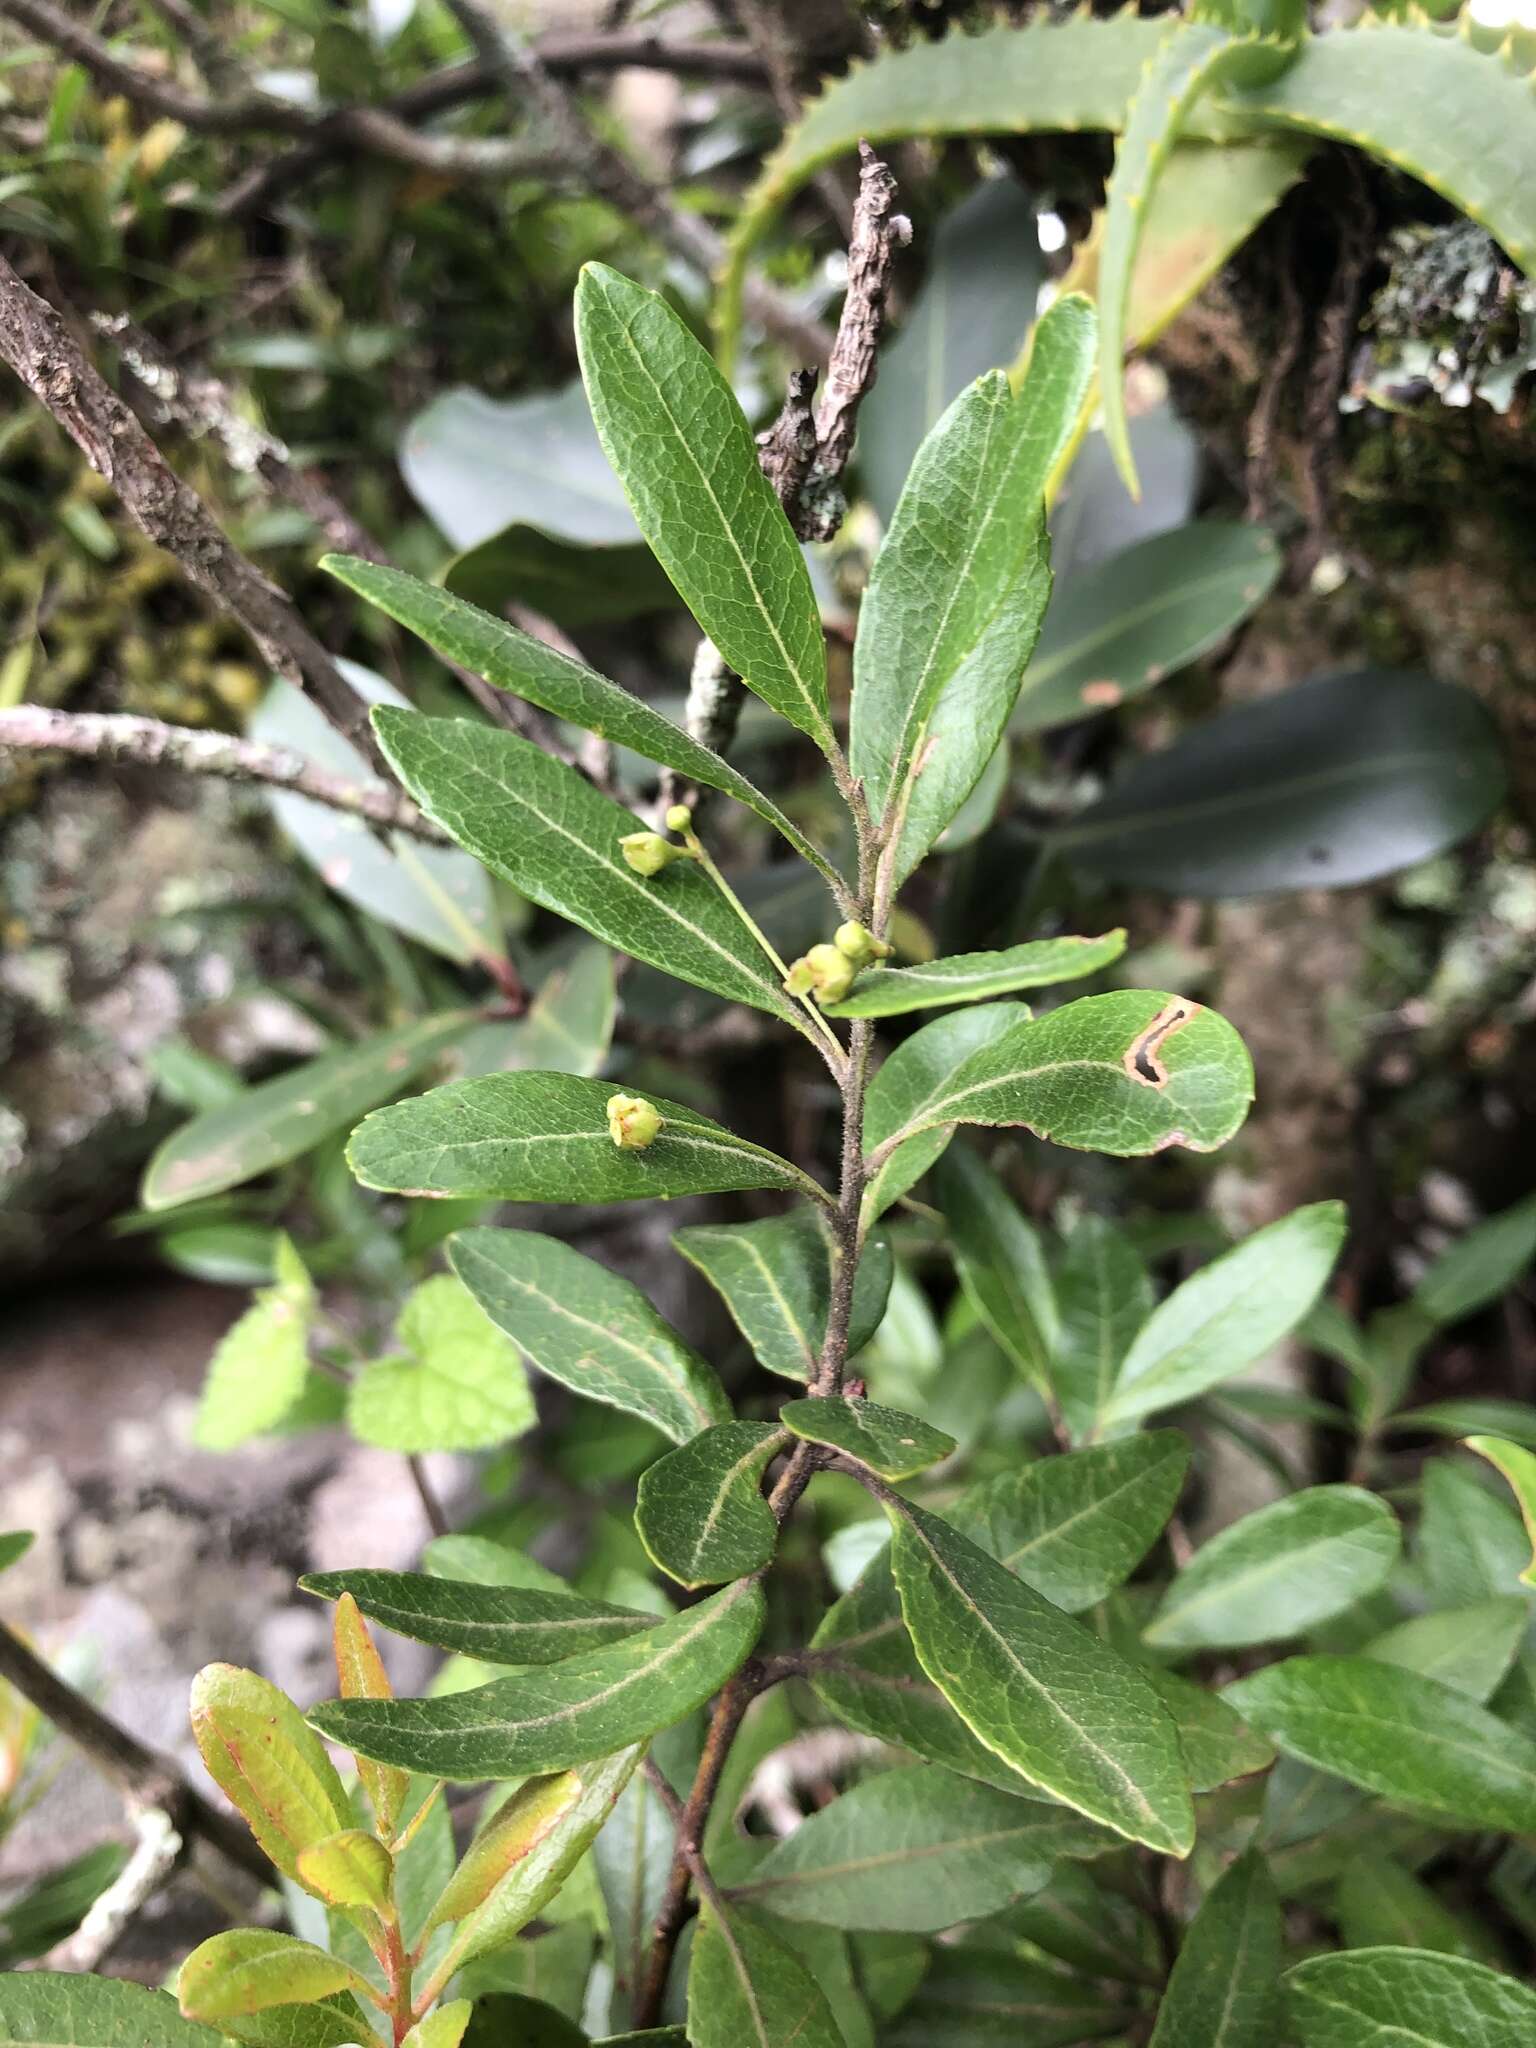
left=1412, top=1194, right=1536, bottom=1327
left=0, top=1975, right=224, bottom=2048
left=1148, top=1850, right=1282, bottom=2048
left=1225, top=1655, right=1536, bottom=1833
left=1418, top=1459, right=1532, bottom=1607
left=372, top=709, right=808, bottom=1030
left=178, top=1932, right=372, bottom=2023
left=292, top=1830, right=393, bottom=1911
left=1144, top=1667, right=1275, bottom=1791
left=251, top=668, right=496, bottom=963
left=824, top=931, right=1125, bottom=1018
left=636, top=1422, right=787, bottom=1588
left=302, top=1569, right=657, bottom=1665
left=673, top=1208, right=893, bottom=1384
left=461, top=1998, right=585, bottom=2048
left=851, top=295, right=1096, bottom=820
left=779, top=1397, right=955, bottom=1481
left=1365, top=1598, right=1528, bottom=1703
left=1058, top=670, right=1507, bottom=897
left=575, top=264, right=832, bottom=750
left=1014, top=521, right=1280, bottom=734
left=884, top=1945, right=1134, bottom=2046
left=1146, top=1485, right=1400, bottom=1652
left=1467, top=1437, right=1536, bottom=1588
left=142, top=1011, right=473, bottom=1210
left=190, top=1664, right=353, bottom=1884
left=869, top=989, right=1254, bottom=1163
left=193, top=1234, right=315, bottom=1450
left=348, top=1272, right=534, bottom=1455
left=1102, top=1202, right=1346, bottom=1428
left=353, top=1073, right=822, bottom=1209
left=1285, top=1948, right=1536, bottom=2047
left=888, top=1499, right=1194, bottom=1852
left=688, top=1901, right=844, bottom=2048
left=934, top=1148, right=1057, bottom=1394
left=734, top=1765, right=1103, bottom=1932
left=860, top=1001, right=1022, bottom=1224
left=450, top=1225, right=731, bottom=1442
left=308, top=1576, right=764, bottom=1779
left=1336, top=1858, right=1494, bottom=1962
left=1050, top=1212, right=1155, bottom=1442
left=326, top=558, right=840, bottom=888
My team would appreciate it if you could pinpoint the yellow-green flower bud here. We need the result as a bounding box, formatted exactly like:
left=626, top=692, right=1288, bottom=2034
left=665, top=803, right=694, bottom=835
left=783, top=942, right=856, bottom=1006
left=833, top=920, right=893, bottom=966
left=619, top=831, right=679, bottom=878
left=607, top=1093, right=664, bottom=1149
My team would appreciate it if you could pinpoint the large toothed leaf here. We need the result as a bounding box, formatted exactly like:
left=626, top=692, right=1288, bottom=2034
left=687, top=1902, right=844, bottom=2048
left=449, top=1225, right=731, bottom=1442
left=1285, top=1948, right=1536, bottom=2048
left=824, top=931, right=1126, bottom=1018
left=193, top=1234, right=315, bottom=1450
left=347, top=1273, right=535, bottom=1455
left=934, top=1148, right=1057, bottom=1395
left=1225, top=1655, right=1536, bottom=1834
left=371, top=709, right=805, bottom=1030
left=352, top=1073, right=823, bottom=1210
left=308, top=1576, right=765, bottom=1780
left=190, top=1665, right=353, bottom=1886
left=302, top=1570, right=658, bottom=1666
left=178, top=1933, right=374, bottom=2024
left=733, top=1765, right=1104, bottom=1933
left=673, top=1207, right=893, bottom=1384
left=636, top=1423, right=788, bottom=1588
left=851, top=295, right=1096, bottom=822
left=870, top=989, right=1253, bottom=1161
left=0, top=1975, right=226, bottom=2048
left=1148, top=1850, right=1282, bottom=2048
left=574, top=264, right=833, bottom=751
left=888, top=1500, right=1194, bottom=1853
left=1101, top=1202, right=1347, bottom=1428
left=324, top=559, right=840, bottom=888
left=779, top=1397, right=955, bottom=1481
left=860, top=1001, right=1022, bottom=1223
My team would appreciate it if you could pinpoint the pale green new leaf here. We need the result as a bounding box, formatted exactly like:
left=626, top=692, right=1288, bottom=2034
left=934, top=1148, right=1057, bottom=1394
left=1148, top=1850, right=1282, bottom=2048
left=352, top=1074, right=823, bottom=1210
left=308, top=1576, right=764, bottom=1779
left=193, top=1235, right=314, bottom=1450
left=1417, top=1459, right=1531, bottom=1608
left=1145, top=1485, right=1400, bottom=1652
left=1050, top=1212, right=1155, bottom=1442
left=574, top=264, right=832, bottom=751
left=823, top=931, right=1125, bottom=1017
left=1102, top=1201, right=1346, bottom=1427
left=1364, top=1598, right=1527, bottom=1704
left=178, top=1932, right=373, bottom=2022
left=688, top=1902, right=844, bottom=2048
left=302, top=1569, right=657, bottom=1665
left=1285, top=1948, right=1536, bottom=2048
left=292, top=1831, right=393, bottom=1912
left=450, top=1225, right=731, bottom=1442
left=860, top=1001, right=1022, bottom=1223
left=190, top=1664, right=353, bottom=1885
left=348, top=1273, right=535, bottom=1455
left=779, top=1397, right=955, bottom=1481
left=401, top=2004, right=471, bottom=2048
left=0, top=1975, right=224, bottom=2048
left=636, top=1423, right=788, bottom=1588
left=888, top=1500, right=1194, bottom=1853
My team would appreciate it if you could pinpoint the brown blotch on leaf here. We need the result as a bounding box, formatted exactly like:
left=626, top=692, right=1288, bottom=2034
left=1124, top=999, right=1199, bottom=1089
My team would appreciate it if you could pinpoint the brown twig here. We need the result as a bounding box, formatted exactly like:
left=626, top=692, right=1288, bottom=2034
left=406, top=1455, right=451, bottom=1541
left=1294, top=156, right=1378, bottom=583
left=0, top=1620, right=269, bottom=1883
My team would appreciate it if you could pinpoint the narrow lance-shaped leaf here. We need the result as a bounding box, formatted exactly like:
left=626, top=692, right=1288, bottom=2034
left=636, top=1423, right=789, bottom=1589
left=352, top=1073, right=825, bottom=1211
left=450, top=1225, right=732, bottom=1442
left=323, top=558, right=842, bottom=890
left=823, top=931, right=1125, bottom=1018
left=575, top=264, right=834, bottom=752
left=1285, top=1949, right=1536, bottom=2048
left=1466, top=1436, right=1536, bottom=1588
left=305, top=1570, right=658, bottom=1666
left=332, top=1594, right=409, bottom=1836
left=688, top=1902, right=845, bottom=2048
left=1050, top=1212, right=1155, bottom=1443
left=1148, top=1850, right=1283, bottom=2048
left=307, top=1575, right=765, bottom=1780
left=934, top=1147, right=1057, bottom=1395
left=178, top=1932, right=376, bottom=2023
left=779, top=1397, right=955, bottom=1481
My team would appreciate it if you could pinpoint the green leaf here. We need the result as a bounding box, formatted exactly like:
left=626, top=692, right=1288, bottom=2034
left=250, top=668, right=497, bottom=963
left=347, top=1273, right=535, bottom=1454
left=0, top=1530, right=33, bottom=1576
left=1285, top=1949, right=1536, bottom=2047
left=1390, top=1400, right=1536, bottom=1452
left=193, top=1234, right=315, bottom=1450
left=353, top=1074, right=823, bottom=1209
left=1417, top=1459, right=1532, bottom=1607
left=1102, top=1201, right=1346, bottom=1428
left=824, top=931, right=1125, bottom=1018
left=0, top=1975, right=225, bottom=2048
left=1225, top=1655, right=1536, bottom=1833
left=1148, top=1850, right=1282, bottom=2048
left=574, top=264, right=832, bottom=751
left=214, top=2001, right=378, bottom=2048
left=1467, top=1437, right=1536, bottom=1589
left=450, top=1225, right=731, bottom=1442
left=1335, top=1858, right=1495, bottom=1962
left=292, top=1830, right=393, bottom=1911
left=1412, top=1194, right=1536, bottom=1328
left=1057, top=670, right=1507, bottom=897
left=1145, top=1485, right=1400, bottom=1652
left=860, top=1001, right=1022, bottom=1224
left=687, top=1901, right=845, bottom=2048
left=733, top=1764, right=1104, bottom=1932
left=887, top=1499, right=1194, bottom=1853
left=1014, top=521, right=1280, bottom=735
left=1364, top=1598, right=1528, bottom=1704
left=325, top=559, right=840, bottom=888
left=779, top=1398, right=955, bottom=1481
left=461, top=1997, right=585, bottom=2048
left=636, top=1423, right=788, bottom=1588
left=1144, top=1667, right=1274, bottom=1792
left=401, top=2002, right=472, bottom=2048
left=883, top=1945, right=1135, bottom=2046
left=458, top=942, right=617, bottom=1081
left=190, top=1664, right=353, bottom=1884
left=869, top=989, right=1254, bottom=1163
left=178, top=1932, right=374, bottom=2022
left=143, top=1012, right=473, bottom=1210
left=447, top=526, right=672, bottom=630
left=308, top=1576, right=764, bottom=1779
left=934, top=1148, right=1057, bottom=1395
left=1050, top=1212, right=1154, bottom=1442
left=593, top=1772, right=673, bottom=2023
left=371, top=710, right=809, bottom=1031
left=302, top=1569, right=658, bottom=1665
left=673, top=1207, right=893, bottom=1384
left=851, top=295, right=1096, bottom=822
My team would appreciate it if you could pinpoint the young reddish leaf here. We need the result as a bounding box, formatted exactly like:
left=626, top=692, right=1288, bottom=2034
left=178, top=1931, right=377, bottom=2022
left=189, top=1664, right=353, bottom=1883
left=332, top=1593, right=410, bottom=1837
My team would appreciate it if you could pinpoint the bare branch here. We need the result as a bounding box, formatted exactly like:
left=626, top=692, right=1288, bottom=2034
left=808, top=143, right=910, bottom=512
left=44, top=1805, right=184, bottom=1974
